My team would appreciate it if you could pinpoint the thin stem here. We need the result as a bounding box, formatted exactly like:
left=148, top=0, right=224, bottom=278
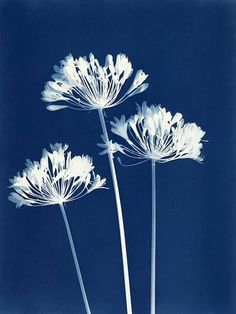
left=59, top=203, right=91, bottom=314
left=98, top=109, right=133, bottom=314
left=151, top=160, right=156, bottom=314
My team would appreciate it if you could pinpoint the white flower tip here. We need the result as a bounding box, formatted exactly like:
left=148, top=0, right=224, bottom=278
left=47, top=105, right=68, bottom=111
left=53, top=64, right=60, bottom=73
left=105, top=54, right=113, bottom=65
left=140, top=83, right=149, bottom=92
left=100, top=177, right=107, bottom=187
left=128, top=83, right=149, bottom=98
left=134, top=69, right=148, bottom=82
left=49, top=143, right=68, bottom=152
left=65, top=53, right=74, bottom=62
left=92, top=175, right=107, bottom=190
left=172, top=112, right=183, bottom=125
left=8, top=193, right=25, bottom=208
left=89, top=52, right=95, bottom=61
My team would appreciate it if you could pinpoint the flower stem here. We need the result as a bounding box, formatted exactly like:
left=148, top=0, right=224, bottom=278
left=59, top=203, right=91, bottom=314
left=98, top=109, right=133, bottom=314
left=151, top=160, right=156, bottom=314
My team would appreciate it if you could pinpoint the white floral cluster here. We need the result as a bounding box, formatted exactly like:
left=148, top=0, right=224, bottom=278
left=9, top=143, right=106, bottom=207
left=42, top=53, right=148, bottom=111
left=110, top=102, right=205, bottom=163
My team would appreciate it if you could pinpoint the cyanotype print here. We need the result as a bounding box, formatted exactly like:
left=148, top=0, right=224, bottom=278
left=0, top=1, right=235, bottom=314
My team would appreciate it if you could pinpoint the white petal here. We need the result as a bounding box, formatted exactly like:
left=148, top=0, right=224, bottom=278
left=171, top=112, right=183, bottom=125
left=127, top=83, right=149, bottom=98
left=47, top=105, right=69, bottom=111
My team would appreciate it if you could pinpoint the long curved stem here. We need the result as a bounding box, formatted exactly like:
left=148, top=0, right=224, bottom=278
left=98, top=109, right=133, bottom=314
left=151, top=160, right=156, bottom=314
left=59, top=203, right=91, bottom=314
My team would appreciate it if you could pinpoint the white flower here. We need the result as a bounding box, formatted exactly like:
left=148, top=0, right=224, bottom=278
left=110, top=102, right=206, bottom=163
left=97, top=135, right=124, bottom=156
left=9, top=143, right=106, bottom=207
left=42, top=53, right=149, bottom=111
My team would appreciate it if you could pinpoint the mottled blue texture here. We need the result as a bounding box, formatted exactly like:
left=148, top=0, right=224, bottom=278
left=0, top=0, right=235, bottom=313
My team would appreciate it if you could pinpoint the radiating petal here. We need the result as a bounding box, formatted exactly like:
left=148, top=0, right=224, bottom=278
left=47, top=105, right=69, bottom=111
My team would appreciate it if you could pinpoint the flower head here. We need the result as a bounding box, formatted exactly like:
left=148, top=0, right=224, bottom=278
left=9, top=143, right=106, bottom=207
left=42, top=53, right=148, bottom=111
left=110, top=102, right=205, bottom=163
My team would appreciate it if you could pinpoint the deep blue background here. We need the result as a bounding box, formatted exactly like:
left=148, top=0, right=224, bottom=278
left=0, top=0, right=236, bottom=313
